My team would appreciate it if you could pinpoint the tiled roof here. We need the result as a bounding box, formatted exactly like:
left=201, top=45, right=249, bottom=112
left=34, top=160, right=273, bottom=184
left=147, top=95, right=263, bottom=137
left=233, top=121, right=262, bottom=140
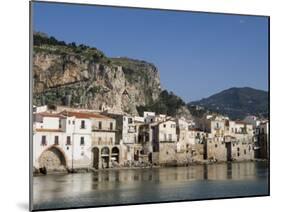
left=37, top=112, right=65, bottom=118
left=35, top=128, right=63, bottom=132
left=60, top=111, right=112, bottom=119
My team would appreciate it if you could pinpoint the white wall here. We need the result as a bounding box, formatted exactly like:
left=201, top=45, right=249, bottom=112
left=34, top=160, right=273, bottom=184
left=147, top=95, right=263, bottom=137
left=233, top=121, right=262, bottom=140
left=159, top=121, right=177, bottom=142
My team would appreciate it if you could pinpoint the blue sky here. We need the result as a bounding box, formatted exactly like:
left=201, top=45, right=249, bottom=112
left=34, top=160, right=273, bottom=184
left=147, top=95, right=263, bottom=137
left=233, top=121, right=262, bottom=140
left=33, top=2, right=269, bottom=102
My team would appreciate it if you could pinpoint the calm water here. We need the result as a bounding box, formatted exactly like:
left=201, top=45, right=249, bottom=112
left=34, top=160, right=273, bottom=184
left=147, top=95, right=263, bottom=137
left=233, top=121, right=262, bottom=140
left=33, top=161, right=268, bottom=210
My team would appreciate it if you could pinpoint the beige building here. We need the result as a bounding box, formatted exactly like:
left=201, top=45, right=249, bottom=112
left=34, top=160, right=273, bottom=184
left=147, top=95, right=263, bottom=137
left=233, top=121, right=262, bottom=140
left=150, top=120, right=179, bottom=165
left=194, top=115, right=255, bottom=162
left=186, top=128, right=207, bottom=162
left=254, top=121, right=269, bottom=159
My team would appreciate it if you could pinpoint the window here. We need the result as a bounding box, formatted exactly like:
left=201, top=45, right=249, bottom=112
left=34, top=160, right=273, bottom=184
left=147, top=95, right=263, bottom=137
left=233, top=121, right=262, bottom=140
left=164, top=134, right=167, bottom=141
left=215, top=144, right=218, bottom=148
left=128, top=118, right=132, bottom=124
left=237, top=147, right=240, bottom=152
left=81, top=151, right=84, bottom=156
left=244, top=149, right=247, bottom=155
left=98, top=121, right=102, bottom=129
left=80, top=137, right=85, bottom=146
left=145, top=134, right=149, bottom=142
left=216, top=123, right=219, bottom=128
left=163, top=124, right=166, bottom=128
left=54, top=136, right=59, bottom=145
left=110, top=122, right=113, bottom=130
left=81, top=120, right=85, bottom=129
left=68, top=120, right=71, bottom=125
left=72, top=120, right=75, bottom=125
left=41, top=135, right=46, bottom=146
left=151, top=118, right=153, bottom=122
left=66, top=136, right=71, bottom=145
left=110, top=137, right=113, bottom=145
left=98, top=137, right=102, bottom=145
left=59, top=120, right=62, bottom=128
left=237, top=152, right=240, bottom=157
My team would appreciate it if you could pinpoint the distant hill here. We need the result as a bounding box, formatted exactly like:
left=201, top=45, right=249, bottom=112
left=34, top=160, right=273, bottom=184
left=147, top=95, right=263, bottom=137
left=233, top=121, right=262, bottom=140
left=189, top=87, right=269, bottom=120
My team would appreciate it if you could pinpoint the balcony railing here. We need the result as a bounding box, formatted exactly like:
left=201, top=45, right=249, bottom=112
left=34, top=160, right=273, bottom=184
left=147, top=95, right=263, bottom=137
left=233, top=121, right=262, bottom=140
left=92, top=139, right=119, bottom=146
left=92, top=126, right=116, bottom=132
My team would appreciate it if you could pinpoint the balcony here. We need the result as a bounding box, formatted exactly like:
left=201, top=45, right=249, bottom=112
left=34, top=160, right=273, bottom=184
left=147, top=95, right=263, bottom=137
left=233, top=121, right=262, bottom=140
left=92, top=126, right=117, bottom=132
left=92, top=139, right=119, bottom=146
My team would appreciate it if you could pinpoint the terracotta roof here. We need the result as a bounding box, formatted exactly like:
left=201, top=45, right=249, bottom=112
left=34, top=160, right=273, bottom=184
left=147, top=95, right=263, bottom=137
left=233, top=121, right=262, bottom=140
left=37, top=112, right=65, bottom=118
left=60, top=111, right=112, bottom=119
left=35, top=128, right=63, bottom=132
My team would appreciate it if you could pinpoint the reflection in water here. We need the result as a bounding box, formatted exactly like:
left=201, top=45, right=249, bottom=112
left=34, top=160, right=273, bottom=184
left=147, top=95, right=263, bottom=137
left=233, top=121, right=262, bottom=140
left=33, top=161, right=268, bottom=210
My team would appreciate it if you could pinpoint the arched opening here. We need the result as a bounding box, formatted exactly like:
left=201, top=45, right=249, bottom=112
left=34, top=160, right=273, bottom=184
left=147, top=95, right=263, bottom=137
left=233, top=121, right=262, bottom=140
left=148, top=152, right=152, bottom=163
left=92, top=147, right=99, bottom=169
left=39, top=147, right=66, bottom=172
left=111, top=147, right=120, bottom=163
left=101, top=147, right=110, bottom=168
left=134, top=150, right=140, bottom=161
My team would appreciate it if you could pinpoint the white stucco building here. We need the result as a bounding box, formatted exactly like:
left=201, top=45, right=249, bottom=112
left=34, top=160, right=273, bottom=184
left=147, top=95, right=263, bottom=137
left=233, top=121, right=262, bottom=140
left=33, top=110, right=119, bottom=172
left=33, top=111, right=92, bottom=171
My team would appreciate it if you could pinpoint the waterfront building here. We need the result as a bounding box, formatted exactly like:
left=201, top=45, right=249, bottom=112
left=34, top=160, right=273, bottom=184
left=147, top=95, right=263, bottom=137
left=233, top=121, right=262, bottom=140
left=102, top=113, right=138, bottom=164
left=194, top=115, right=255, bottom=162
left=186, top=128, right=207, bottom=162
left=60, top=111, right=119, bottom=169
left=243, top=115, right=261, bottom=128
left=33, top=106, right=260, bottom=173
left=254, top=121, right=269, bottom=159
left=151, top=119, right=178, bottom=165
left=33, top=111, right=92, bottom=171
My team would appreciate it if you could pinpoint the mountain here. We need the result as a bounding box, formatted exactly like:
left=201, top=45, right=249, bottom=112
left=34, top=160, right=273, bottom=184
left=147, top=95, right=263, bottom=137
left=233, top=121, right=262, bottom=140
left=189, top=87, right=269, bottom=120
left=32, top=33, right=191, bottom=119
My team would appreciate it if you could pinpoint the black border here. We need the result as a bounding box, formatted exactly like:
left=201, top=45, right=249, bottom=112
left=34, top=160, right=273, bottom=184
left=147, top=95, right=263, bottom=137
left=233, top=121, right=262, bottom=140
left=29, top=1, right=270, bottom=211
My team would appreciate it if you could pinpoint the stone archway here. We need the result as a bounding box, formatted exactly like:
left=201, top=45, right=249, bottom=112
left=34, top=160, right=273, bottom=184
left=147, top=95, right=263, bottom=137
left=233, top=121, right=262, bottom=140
left=39, top=147, right=67, bottom=171
left=92, top=147, right=99, bottom=169
left=111, top=147, right=120, bottom=163
left=101, top=147, right=110, bottom=168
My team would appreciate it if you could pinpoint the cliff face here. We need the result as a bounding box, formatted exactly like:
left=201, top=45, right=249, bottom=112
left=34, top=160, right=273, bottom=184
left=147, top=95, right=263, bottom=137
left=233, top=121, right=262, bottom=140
left=33, top=48, right=161, bottom=115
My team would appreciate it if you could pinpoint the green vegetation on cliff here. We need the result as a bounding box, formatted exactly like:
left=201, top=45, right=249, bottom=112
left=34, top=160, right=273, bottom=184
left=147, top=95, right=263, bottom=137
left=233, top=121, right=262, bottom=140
left=34, top=32, right=110, bottom=64
left=137, top=90, right=187, bottom=117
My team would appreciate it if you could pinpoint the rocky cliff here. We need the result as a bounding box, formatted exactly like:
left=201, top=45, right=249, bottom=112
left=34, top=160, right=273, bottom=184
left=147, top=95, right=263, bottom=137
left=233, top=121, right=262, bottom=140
left=33, top=34, right=163, bottom=115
